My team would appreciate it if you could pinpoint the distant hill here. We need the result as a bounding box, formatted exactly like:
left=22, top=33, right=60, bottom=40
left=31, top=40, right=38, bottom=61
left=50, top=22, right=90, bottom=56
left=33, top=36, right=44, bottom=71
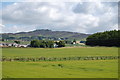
left=1, top=29, right=91, bottom=41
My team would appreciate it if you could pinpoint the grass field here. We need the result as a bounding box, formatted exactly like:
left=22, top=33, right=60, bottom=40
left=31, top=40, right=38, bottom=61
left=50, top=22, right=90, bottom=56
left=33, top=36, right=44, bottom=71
left=2, top=47, right=119, bottom=78
left=2, top=47, right=118, bottom=57
left=3, top=60, right=118, bottom=78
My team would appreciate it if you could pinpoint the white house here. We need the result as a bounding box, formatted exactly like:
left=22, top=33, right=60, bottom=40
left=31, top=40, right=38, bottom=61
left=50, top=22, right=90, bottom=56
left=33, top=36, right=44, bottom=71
left=54, top=43, right=58, bottom=48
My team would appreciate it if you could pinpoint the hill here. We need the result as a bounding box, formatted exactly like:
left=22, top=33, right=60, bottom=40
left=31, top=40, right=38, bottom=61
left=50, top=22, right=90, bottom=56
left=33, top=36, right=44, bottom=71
left=1, top=29, right=90, bottom=41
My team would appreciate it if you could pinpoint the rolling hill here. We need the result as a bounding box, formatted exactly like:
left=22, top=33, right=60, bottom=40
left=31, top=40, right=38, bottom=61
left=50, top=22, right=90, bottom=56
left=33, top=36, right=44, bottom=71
left=1, top=29, right=91, bottom=41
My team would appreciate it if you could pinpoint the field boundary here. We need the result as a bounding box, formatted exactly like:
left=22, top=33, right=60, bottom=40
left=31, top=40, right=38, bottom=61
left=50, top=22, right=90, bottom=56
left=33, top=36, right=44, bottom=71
left=1, top=56, right=120, bottom=62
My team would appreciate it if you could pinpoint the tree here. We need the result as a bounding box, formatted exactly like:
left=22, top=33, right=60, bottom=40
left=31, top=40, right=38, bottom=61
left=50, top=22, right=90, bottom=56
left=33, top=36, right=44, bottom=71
left=14, top=41, right=20, bottom=44
left=30, top=40, right=55, bottom=48
left=47, top=41, right=54, bottom=48
left=2, top=39, right=5, bottom=41
left=73, top=39, right=76, bottom=43
left=30, top=40, right=40, bottom=47
left=56, top=41, right=65, bottom=47
left=86, top=30, right=120, bottom=47
left=65, top=40, right=72, bottom=44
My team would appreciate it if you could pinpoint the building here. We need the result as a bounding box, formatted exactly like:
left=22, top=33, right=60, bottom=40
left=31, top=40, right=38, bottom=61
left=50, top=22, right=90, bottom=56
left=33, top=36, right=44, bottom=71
left=0, top=43, right=28, bottom=48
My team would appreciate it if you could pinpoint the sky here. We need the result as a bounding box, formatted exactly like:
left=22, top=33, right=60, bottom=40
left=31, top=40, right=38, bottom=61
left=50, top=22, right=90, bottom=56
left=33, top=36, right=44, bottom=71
left=0, top=1, right=118, bottom=34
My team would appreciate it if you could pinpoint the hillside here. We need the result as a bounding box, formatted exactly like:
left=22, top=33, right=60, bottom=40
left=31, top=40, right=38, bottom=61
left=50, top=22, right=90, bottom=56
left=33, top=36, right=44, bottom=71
left=1, top=29, right=90, bottom=41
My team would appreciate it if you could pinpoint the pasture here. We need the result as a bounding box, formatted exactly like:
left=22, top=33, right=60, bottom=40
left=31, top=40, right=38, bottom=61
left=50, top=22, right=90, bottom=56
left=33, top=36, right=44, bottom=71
left=2, top=47, right=118, bottom=57
left=2, top=47, right=119, bottom=78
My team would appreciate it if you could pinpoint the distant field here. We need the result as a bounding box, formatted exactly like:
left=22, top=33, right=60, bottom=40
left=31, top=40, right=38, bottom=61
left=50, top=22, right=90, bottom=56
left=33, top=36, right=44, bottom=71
left=2, top=47, right=119, bottom=78
left=2, top=47, right=118, bottom=58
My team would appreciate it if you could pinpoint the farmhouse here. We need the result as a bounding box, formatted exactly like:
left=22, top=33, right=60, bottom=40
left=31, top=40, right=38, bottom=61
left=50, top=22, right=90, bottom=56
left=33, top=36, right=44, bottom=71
left=53, top=43, right=58, bottom=48
left=0, top=43, right=28, bottom=48
left=19, top=44, right=28, bottom=47
left=0, top=43, right=8, bottom=47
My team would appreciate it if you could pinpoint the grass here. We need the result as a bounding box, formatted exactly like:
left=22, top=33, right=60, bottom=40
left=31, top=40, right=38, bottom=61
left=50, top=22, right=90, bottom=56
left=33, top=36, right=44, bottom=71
left=2, top=47, right=119, bottom=78
left=2, top=47, right=118, bottom=58
left=2, top=60, right=118, bottom=78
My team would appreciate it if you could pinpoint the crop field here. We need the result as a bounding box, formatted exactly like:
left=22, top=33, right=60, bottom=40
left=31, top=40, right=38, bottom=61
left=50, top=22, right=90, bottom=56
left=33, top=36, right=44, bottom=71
left=2, top=47, right=119, bottom=78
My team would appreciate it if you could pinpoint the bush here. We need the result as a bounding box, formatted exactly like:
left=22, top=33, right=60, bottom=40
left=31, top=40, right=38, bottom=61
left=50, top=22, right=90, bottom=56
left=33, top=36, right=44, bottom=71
left=30, top=40, right=54, bottom=48
left=55, top=41, right=65, bottom=47
left=14, top=41, right=20, bottom=44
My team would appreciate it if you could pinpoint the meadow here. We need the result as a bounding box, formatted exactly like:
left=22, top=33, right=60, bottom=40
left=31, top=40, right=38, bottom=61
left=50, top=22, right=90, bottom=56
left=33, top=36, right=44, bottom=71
left=2, top=47, right=118, bottom=57
left=2, top=47, right=119, bottom=78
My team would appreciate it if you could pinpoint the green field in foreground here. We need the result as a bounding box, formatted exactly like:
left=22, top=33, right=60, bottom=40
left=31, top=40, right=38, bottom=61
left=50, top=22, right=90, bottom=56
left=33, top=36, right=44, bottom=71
left=2, top=60, right=118, bottom=78
left=2, top=47, right=119, bottom=78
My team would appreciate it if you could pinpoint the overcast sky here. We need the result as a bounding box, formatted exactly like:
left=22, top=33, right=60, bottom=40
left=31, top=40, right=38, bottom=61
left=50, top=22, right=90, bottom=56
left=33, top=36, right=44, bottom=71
left=0, top=2, right=118, bottom=34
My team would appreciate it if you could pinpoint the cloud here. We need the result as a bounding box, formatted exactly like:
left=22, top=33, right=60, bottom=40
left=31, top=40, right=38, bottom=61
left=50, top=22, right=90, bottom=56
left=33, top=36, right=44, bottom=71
left=0, top=24, right=5, bottom=28
left=0, top=24, right=5, bottom=33
left=1, top=2, right=118, bottom=33
left=1, top=24, right=37, bottom=33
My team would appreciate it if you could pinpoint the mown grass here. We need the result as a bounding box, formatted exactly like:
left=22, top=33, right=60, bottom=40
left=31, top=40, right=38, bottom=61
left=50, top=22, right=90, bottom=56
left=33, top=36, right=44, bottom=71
left=2, top=47, right=119, bottom=78
left=2, top=60, right=118, bottom=78
left=2, top=47, right=118, bottom=58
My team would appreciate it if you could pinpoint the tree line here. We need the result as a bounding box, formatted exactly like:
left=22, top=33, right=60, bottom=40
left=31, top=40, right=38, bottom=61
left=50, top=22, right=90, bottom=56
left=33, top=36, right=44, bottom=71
left=86, top=30, right=120, bottom=47
left=30, top=40, right=65, bottom=48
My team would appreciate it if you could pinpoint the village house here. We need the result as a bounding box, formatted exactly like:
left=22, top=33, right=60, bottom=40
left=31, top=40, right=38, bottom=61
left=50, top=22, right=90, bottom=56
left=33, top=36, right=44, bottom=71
left=54, top=43, right=58, bottom=48
left=0, top=43, right=28, bottom=48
